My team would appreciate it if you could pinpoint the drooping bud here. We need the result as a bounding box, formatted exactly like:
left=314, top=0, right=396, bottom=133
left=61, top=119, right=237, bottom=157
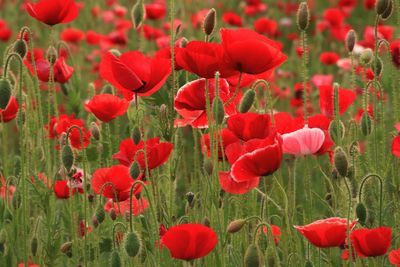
left=60, top=241, right=73, bottom=256
left=203, top=158, right=214, bottom=175
left=381, top=0, right=394, bottom=20
left=297, top=2, right=310, bottom=31
left=212, top=96, right=225, bottom=124
left=244, top=244, right=262, bottom=267
left=180, top=37, right=188, bottom=48
left=95, top=205, right=106, bottom=224
left=124, top=231, right=141, bottom=257
left=186, top=192, right=195, bottom=206
left=13, top=40, right=27, bottom=58
left=203, top=8, right=217, bottom=36
left=12, top=190, right=21, bottom=209
left=345, top=30, right=357, bottom=53
left=131, top=0, right=145, bottom=29
left=92, top=215, right=99, bottom=228
left=239, top=90, right=256, bottom=113
left=334, top=147, right=349, bottom=177
left=131, top=126, right=141, bottom=145
left=31, top=236, right=38, bottom=256
left=305, top=260, right=314, bottom=267
left=102, top=84, right=114, bottom=94
left=227, top=219, right=246, bottom=233
left=329, top=120, right=345, bottom=144
left=110, top=208, right=117, bottom=221
left=360, top=111, right=372, bottom=136
left=46, top=46, right=57, bottom=64
left=372, top=56, right=383, bottom=77
left=129, top=161, right=141, bottom=179
left=265, top=245, right=280, bottom=267
left=376, top=0, right=390, bottom=15
left=110, top=250, right=122, bottom=267
left=359, top=48, right=373, bottom=66
left=0, top=79, right=12, bottom=110
left=202, top=216, right=211, bottom=227
left=90, top=122, right=100, bottom=141
left=62, top=144, right=74, bottom=172
left=356, top=202, right=367, bottom=225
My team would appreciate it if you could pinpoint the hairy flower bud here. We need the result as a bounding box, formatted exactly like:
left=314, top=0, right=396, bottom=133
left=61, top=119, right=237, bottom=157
left=203, top=8, right=216, bottom=36
left=360, top=48, right=373, bottom=65
left=0, top=79, right=12, bottom=110
left=239, top=89, right=256, bottom=113
left=244, top=244, right=262, bottom=267
left=129, top=161, right=141, bottom=179
left=124, top=231, right=141, bottom=257
left=90, top=122, right=100, bottom=141
left=356, top=202, right=367, bottom=225
left=334, top=147, right=349, bottom=177
left=345, top=30, right=357, bottom=53
left=376, top=0, right=390, bottom=15
left=297, top=2, right=310, bottom=31
left=110, top=250, right=122, bottom=267
left=14, top=40, right=27, bottom=58
left=360, top=111, right=372, bottom=136
left=62, top=144, right=74, bottom=172
left=131, top=0, right=145, bottom=29
left=381, top=0, right=393, bottom=20
left=131, top=126, right=141, bottom=145
left=227, top=219, right=246, bottom=233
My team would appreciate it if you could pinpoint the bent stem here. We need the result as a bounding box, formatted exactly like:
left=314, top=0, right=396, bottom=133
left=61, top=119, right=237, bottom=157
left=358, top=173, right=383, bottom=226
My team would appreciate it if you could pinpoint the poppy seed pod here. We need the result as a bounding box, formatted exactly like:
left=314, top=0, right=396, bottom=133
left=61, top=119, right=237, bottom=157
left=212, top=96, right=225, bottom=124
left=329, top=120, right=345, bottom=144
left=31, top=237, right=38, bottom=256
left=239, top=90, right=256, bottom=113
left=244, top=244, right=262, bottom=267
left=360, top=48, right=373, bottom=65
left=124, top=231, right=141, bottom=257
left=62, top=144, right=74, bottom=172
left=110, top=250, right=122, bottom=267
left=227, top=219, right=246, bottom=233
left=203, top=8, right=216, bottom=36
left=13, top=39, right=27, bottom=58
left=361, top=111, right=372, bottom=136
left=0, top=79, right=12, bottom=110
left=297, top=2, right=310, bottom=31
left=334, top=146, right=348, bottom=177
left=131, top=0, right=145, bottom=29
left=381, top=0, right=393, bottom=20
left=356, top=202, right=367, bottom=225
left=90, top=122, right=100, bottom=141
left=131, top=126, right=141, bottom=145
left=129, top=161, right=141, bottom=179
left=372, top=56, right=383, bottom=77
left=345, top=30, right=357, bottom=53
left=376, top=0, right=390, bottom=15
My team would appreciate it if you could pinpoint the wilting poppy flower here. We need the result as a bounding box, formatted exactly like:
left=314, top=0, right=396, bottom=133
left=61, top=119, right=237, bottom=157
left=0, top=97, right=19, bottom=123
left=281, top=126, right=325, bottom=156
left=161, top=224, right=218, bottom=260
left=221, top=28, right=287, bottom=75
left=174, top=78, right=238, bottom=128
left=100, top=51, right=171, bottom=100
left=219, top=171, right=260, bottom=194
left=318, top=85, right=356, bottom=117
left=389, top=248, right=400, bottom=266
left=84, top=94, right=130, bottom=122
left=350, top=226, right=392, bottom=258
left=104, top=197, right=149, bottom=216
left=91, top=165, right=143, bottom=201
left=226, top=133, right=282, bottom=182
left=113, top=137, right=173, bottom=170
left=227, top=113, right=270, bottom=141
left=295, top=217, right=357, bottom=248
left=25, top=0, right=81, bottom=26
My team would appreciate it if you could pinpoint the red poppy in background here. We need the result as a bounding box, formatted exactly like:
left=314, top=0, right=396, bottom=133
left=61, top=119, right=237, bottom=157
left=161, top=224, right=218, bottom=260
left=91, top=165, right=142, bottom=201
left=174, top=78, right=238, bottom=128
left=227, top=112, right=271, bottom=141
left=60, top=28, right=84, bottom=44
left=390, top=40, right=400, bottom=68
left=295, top=217, right=357, bottom=248
left=54, top=179, right=83, bottom=199
left=318, top=85, right=356, bottom=117
left=262, top=224, right=281, bottom=245
left=0, top=97, right=19, bottom=123
left=319, top=52, right=340, bottom=65
left=221, top=28, right=287, bottom=75
left=113, top=137, right=173, bottom=170
left=145, top=2, right=166, bottom=20
left=25, top=0, right=81, bottom=26
left=222, top=12, right=243, bottom=27
left=104, top=197, right=149, bottom=216
left=389, top=248, right=400, bottom=266
left=84, top=94, right=130, bottom=122
left=350, top=227, right=392, bottom=258
left=0, top=20, right=12, bottom=42
left=100, top=51, right=171, bottom=100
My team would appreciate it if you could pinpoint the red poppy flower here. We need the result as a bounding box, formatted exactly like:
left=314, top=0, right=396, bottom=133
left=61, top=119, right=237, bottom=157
left=221, top=28, right=287, bottom=75
left=254, top=18, right=278, bottom=37
left=392, top=136, right=400, bottom=157
left=54, top=180, right=82, bottom=199
left=389, top=248, right=400, bottom=266
left=113, top=137, right=173, bottom=170
left=104, top=197, right=149, bottom=216
left=219, top=171, right=260, bottom=194
left=26, top=0, right=81, bottom=26
left=226, top=133, right=282, bottom=182
left=100, top=51, right=171, bottom=100
left=262, top=224, right=281, bottom=245
left=390, top=40, right=400, bottom=68
left=0, top=97, right=19, bottom=123
left=222, top=12, right=243, bottom=27
left=161, top=224, right=218, bottom=260
left=323, top=8, right=345, bottom=28
left=364, top=0, right=376, bottom=9
left=319, top=52, right=340, bottom=65
left=350, top=227, right=392, bottom=258
left=0, top=20, right=12, bottom=42
left=25, top=55, right=74, bottom=84
left=60, top=28, right=84, bottom=44
left=318, top=85, right=356, bottom=117
left=295, top=217, right=357, bottom=248
left=91, top=165, right=143, bottom=201
left=145, top=3, right=166, bottom=20
left=227, top=113, right=270, bottom=141
left=274, top=112, right=303, bottom=134
left=174, top=78, right=238, bottom=128
left=84, top=94, right=130, bottom=122
left=201, top=129, right=240, bottom=160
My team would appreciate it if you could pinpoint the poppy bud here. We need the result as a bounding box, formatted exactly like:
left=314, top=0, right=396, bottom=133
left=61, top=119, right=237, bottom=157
left=325, top=193, right=333, bottom=207
left=239, top=90, right=256, bottom=113
left=244, top=244, right=263, bottom=267
left=266, top=245, right=279, bottom=267
left=124, top=231, right=141, bottom=257
left=356, top=202, right=367, bottom=225
left=60, top=241, right=72, bottom=254
left=186, top=192, right=195, bottom=206
left=110, top=208, right=117, bottom=221
left=227, top=219, right=247, bottom=234
left=372, top=56, right=383, bottom=77
left=131, top=126, right=141, bottom=145
left=109, top=49, right=121, bottom=57
left=203, top=158, right=214, bottom=175
left=345, top=30, right=357, bottom=53
left=203, top=8, right=216, bottom=36
left=95, top=205, right=106, bottom=224
left=88, top=194, right=94, bottom=203
left=110, top=250, right=122, bottom=267
left=203, top=216, right=211, bottom=227
left=31, top=236, right=38, bottom=256
left=0, top=79, right=12, bottom=110
left=92, top=215, right=99, bottom=228
left=129, top=161, right=141, bottom=179
left=46, top=46, right=57, bottom=64
left=212, top=96, right=225, bottom=125
left=381, top=0, right=393, bottom=19
left=12, top=190, right=21, bottom=209
left=89, top=122, right=100, bottom=141
left=328, top=120, right=345, bottom=144
left=131, top=0, right=145, bottom=29
left=360, top=111, right=372, bottom=136
left=102, top=84, right=114, bottom=94
left=305, top=260, right=314, bottom=267
left=334, top=147, right=348, bottom=177
left=180, top=37, right=188, bottom=48
left=0, top=229, right=6, bottom=244
left=62, top=144, right=74, bottom=172
left=376, top=0, right=390, bottom=15
left=297, top=2, right=310, bottom=31
left=13, top=39, right=27, bottom=58
left=359, top=48, right=373, bottom=66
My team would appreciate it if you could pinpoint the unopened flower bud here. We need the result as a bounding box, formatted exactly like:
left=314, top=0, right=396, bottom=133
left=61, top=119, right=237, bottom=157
left=110, top=208, right=117, bottom=221
left=14, top=40, right=27, bottom=58
left=372, top=56, right=383, bottom=77
left=110, top=250, right=122, bottom=267
left=297, top=2, right=310, bottom=31
left=356, top=202, right=367, bottom=225
left=329, top=120, right=345, bottom=144
left=131, top=0, right=145, bottom=29
left=345, top=30, right=357, bottom=53
left=102, top=84, right=114, bottom=94
left=62, top=144, right=74, bottom=172
left=31, top=237, right=38, bottom=256
left=124, top=231, right=141, bottom=257
left=0, top=79, right=12, bottom=110
left=376, top=0, right=390, bottom=15
left=90, top=122, right=100, bottom=141
left=334, top=147, right=348, bottom=177
left=361, top=111, right=372, bottom=136
left=212, top=96, right=225, bottom=124
left=60, top=241, right=73, bottom=254
left=203, top=8, right=216, bottom=36
left=227, top=219, right=246, bottom=233
left=203, top=216, right=211, bottom=227
left=180, top=37, right=188, bottom=48
left=244, top=244, right=262, bottom=267
left=46, top=46, right=57, bottom=64
left=381, top=0, right=393, bottom=19
left=131, top=126, right=141, bottom=145
left=239, top=89, right=256, bottom=113
left=129, top=161, right=141, bottom=179
left=360, top=48, right=373, bottom=65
